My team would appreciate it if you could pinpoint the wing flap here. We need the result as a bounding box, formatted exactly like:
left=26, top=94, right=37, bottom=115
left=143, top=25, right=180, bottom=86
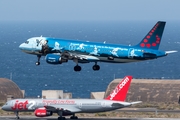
left=45, top=105, right=81, bottom=113
left=62, top=52, right=100, bottom=62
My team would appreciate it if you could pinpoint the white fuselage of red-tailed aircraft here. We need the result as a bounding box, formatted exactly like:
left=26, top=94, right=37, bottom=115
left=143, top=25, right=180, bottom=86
left=2, top=99, right=138, bottom=113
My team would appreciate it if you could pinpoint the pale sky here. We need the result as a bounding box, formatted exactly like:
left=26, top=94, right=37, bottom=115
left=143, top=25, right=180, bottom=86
left=0, top=0, right=179, bottom=21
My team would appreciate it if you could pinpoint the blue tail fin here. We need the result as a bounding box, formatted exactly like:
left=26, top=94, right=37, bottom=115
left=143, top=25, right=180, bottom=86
left=135, top=21, right=166, bottom=50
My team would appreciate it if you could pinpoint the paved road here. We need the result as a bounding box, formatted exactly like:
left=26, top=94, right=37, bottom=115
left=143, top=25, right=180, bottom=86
left=1, top=116, right=180, bottom=120
left=117, top=108, right=180, bottom=113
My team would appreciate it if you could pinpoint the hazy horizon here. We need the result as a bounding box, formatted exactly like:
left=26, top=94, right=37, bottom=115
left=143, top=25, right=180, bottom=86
left=0, top=0, right=180, bottom=22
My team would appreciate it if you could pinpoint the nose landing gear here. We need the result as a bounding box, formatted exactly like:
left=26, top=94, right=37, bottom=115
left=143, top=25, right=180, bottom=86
left=35, top=55, right=41, bottom=66
left=15, top=111, right=19, bottom=119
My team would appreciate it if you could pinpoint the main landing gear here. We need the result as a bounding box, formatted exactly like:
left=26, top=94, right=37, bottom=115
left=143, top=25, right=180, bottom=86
left=70, top=113, right=78, bottom=119
left=57, top=110, right=66, bottom=120
left=92, top=63, right=100, bottom=71
left=58, top=116, right=66, bottom=120
left=73, top=61, right=100, bottom=72
left=57, top=112, right=78, bottom=120
left=73, top=59, right=81, bottom=72
left=35, top=55, right=41, bottom=66
left=74, top=65, right=81, bottom=72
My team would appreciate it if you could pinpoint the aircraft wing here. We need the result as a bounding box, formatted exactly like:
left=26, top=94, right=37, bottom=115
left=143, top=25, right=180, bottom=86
left=45, top=105, right=81, bottom=113
left=62, top=52, right=100, bottom=63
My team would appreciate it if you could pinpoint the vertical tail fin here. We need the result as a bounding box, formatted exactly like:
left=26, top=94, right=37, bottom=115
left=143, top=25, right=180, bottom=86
left=105, top=76, right=132, bottom=101
left=135, top=21, right=166, bottom=50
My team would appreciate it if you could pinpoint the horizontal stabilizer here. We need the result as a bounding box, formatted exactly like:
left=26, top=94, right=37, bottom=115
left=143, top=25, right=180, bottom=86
left=111, top=103, right=127, bottom=107
left=165, top=50, right=178, bottom=54
left=45, top=105, right=81, bottom=113
left=130, top=101, right=142, bottom=105
left=112, top=101, right=142, bottom=107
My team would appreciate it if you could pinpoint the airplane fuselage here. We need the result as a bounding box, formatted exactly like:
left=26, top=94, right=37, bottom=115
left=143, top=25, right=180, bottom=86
left=20, top=37, right=166, bottom=63
left=19, top=22, right=176, bottom=71
left=2, top=99, right=131, bottom=113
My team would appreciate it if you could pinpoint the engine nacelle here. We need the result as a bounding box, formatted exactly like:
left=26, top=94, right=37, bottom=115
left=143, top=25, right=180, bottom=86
left=45, top=54, right=68, bottom=64
left=34, top=108, right=53, bottom=117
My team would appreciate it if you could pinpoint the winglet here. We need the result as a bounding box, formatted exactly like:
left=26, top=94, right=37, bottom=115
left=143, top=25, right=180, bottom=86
left=105, top=76, right=132, bottom=101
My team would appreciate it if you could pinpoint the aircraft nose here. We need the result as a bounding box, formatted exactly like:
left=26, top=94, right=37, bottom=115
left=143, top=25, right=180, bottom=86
left=19, top=43, right=25, bottom=50
left=1, top=105, right=5, bottom=110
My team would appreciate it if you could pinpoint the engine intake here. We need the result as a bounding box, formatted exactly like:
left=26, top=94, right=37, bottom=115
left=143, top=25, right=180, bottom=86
left=34, top=108, right=53, bottom=117
left=45, top=54, right=68, bottom=64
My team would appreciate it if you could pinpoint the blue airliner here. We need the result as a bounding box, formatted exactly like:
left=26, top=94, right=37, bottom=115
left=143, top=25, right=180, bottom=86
left=19, top=21, right=177, bottom=71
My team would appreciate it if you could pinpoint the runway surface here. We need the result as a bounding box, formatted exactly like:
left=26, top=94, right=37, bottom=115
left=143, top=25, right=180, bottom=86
left=0, top=116, right=180, bottom=120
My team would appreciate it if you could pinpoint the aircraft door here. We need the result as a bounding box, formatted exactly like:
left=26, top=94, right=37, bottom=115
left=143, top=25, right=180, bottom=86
left=79, top=103, right=82, bottom=108
left=11, top=101, right=14, bottom=106
left=128, top=48, right=136, bottom=58
left=33, top=39, right=48, bottom=54
left=31, top=39, right=39, bottom=50
left=34, top=39, right=43, bottom=51
left=102, top=102, right=106, bottom=107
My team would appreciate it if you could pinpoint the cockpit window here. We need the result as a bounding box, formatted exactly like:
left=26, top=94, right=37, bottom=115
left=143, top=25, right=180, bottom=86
left=5, top=102, right=8, bottom=105
left=25, top=41, right=29, bottom=44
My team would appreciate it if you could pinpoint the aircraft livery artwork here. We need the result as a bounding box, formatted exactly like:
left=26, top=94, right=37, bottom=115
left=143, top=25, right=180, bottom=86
left=19, top=21, right=177, bottom=71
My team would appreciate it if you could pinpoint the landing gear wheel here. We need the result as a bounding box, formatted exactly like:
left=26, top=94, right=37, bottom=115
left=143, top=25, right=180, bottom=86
left=70, top=116, right=78, bottom=119
left=16, top=117, right=20, bottom=119
left=70, top=113, right=78, bottom=119
left=92, top=65, right=100, bottom=71
left=58, top=117, right=66, bottom=120
left=74, top=65, right=81, bottom=71
left=35, top=62, right=40, bottom=66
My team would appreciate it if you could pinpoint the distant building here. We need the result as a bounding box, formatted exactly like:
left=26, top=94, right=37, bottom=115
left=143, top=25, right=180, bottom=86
left=91, top=92, right=105, bottom=99
left=42, top=90, right=72, bottom=99
left=0, top=78, right=23, bottom=102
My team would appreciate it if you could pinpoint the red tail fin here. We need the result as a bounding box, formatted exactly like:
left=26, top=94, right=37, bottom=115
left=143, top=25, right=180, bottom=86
left=105, top=76, right=132, bottom=101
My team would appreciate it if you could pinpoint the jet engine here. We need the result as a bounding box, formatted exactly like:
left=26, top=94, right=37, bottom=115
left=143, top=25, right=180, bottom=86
left=34, top=108, right=53, bottom=117
left=45, top=54, right=68, bottom=64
